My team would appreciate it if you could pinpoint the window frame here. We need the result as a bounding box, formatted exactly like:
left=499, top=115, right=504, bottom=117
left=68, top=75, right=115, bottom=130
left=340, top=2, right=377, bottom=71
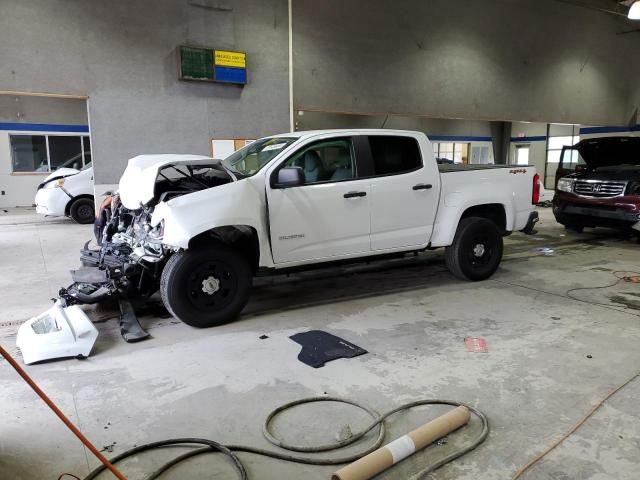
left=270, top=136, right=361, bottom=188
left=432, top=142, right=470, bottom=165
left=545, top=125, right=579, bottom=165
left=9, top=133, right=92, bottom=174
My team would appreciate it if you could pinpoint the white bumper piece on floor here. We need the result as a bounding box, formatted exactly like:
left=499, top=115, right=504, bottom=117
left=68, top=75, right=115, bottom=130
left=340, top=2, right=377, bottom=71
left=16, top=302, right=98, bottom=365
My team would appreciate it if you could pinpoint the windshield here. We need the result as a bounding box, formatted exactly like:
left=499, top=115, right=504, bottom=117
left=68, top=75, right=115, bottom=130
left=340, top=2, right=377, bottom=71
left=222, top=137, right=297, bottom=176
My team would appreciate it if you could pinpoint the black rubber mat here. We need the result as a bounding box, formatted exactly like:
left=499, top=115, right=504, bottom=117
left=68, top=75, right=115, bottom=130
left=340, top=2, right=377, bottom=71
left=289, top=330, right=368, bottom=368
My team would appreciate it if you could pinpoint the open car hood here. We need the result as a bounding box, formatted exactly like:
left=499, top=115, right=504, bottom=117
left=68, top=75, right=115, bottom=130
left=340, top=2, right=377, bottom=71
left=119, top=155, right=226, bottom=209
left=575, top=136, right=640, bottom=169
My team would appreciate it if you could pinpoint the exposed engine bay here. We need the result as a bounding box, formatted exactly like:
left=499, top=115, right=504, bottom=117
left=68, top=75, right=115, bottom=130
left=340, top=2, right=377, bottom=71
left=59, top=161, right=234, bottom=341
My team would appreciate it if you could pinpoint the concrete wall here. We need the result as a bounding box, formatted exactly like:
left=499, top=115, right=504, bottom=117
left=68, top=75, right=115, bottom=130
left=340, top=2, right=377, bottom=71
left=0, top=0, right=290, bottom=184
left=295, top=111, right=492, bottom=136
left=296, top=111, right=495, bottom=163
left=509, top=122, right=549, bottom=185
left=293, top=0, right=638, bottom=127
left=0, top=96, right=87, bottom=124
left=0, top=95, right=89, bottom=207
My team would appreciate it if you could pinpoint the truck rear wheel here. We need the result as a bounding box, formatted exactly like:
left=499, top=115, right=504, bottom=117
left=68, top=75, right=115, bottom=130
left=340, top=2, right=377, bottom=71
left=160, top=246, right=252, bottom=328
left=445, top=217, right=503, bottom=281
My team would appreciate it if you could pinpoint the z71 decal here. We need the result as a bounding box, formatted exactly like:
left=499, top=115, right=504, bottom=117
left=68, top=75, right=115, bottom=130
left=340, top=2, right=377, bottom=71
left=279, top=233, right=305, bottom=241
left=509, top=168, right=527, bottom=174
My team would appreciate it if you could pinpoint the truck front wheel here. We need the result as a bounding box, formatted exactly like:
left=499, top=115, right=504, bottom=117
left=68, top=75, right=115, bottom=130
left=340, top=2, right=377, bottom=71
left=445, top=217, right=504, bottom=281
left=160, top=246, right=252, bottom=328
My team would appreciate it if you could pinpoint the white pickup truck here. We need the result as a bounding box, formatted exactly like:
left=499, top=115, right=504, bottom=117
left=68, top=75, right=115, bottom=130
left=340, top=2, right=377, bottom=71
left=68, top=129, right=539, bottom=328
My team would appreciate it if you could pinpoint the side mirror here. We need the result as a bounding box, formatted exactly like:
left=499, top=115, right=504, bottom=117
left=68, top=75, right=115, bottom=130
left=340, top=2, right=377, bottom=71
left=575, top=164, right=587, bottom=173
left=275, top=167, right=305, bottom=188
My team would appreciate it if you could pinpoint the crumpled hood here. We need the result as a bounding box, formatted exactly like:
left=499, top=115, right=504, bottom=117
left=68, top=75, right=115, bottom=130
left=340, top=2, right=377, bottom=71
left=42, top=167, right=80, bottom=182
left=119, top=154, right=223, bottom=209
left=37, top=167, right=83, bottom=189
left=576, top=136, right=640, bottom=169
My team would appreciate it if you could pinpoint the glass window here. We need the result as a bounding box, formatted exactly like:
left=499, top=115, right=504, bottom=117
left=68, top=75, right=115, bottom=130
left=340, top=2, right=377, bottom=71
left=369, top=136, right=421, bottom=175
left=454, top=143, right=469, bottom=164
left=49, top=136, right=83, bottom=171
left=546, top=150, right=562, bottom=164
left=548, top=136, right=576, bottom=150
left=437, top=143, right=454, bottom=162
left=560, top=148, right=585, bottom=169
left=10, top=135, right=48, bottom=172
left=223, top=137, right=297, bottom=177
left=82, top=136, right=92, bottom=166
left=515, top=146, right=530, bottom=165
left=282, top=138, right=355, bottom=184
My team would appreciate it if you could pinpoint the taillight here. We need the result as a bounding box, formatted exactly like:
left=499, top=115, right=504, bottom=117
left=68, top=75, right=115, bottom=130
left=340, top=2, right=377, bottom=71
left=532, top=173, right=541, bottom=204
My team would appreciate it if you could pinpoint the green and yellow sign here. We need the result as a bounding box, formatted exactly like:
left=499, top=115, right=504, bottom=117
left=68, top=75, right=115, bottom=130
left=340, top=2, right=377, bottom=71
left=214, top=50, right=246, bottom=69
left=179, top=46, right=247, bottom=85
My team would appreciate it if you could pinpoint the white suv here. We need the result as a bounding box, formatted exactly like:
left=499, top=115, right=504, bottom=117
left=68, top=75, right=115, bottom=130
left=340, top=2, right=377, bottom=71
left=35, top=164, right=95, bottom=224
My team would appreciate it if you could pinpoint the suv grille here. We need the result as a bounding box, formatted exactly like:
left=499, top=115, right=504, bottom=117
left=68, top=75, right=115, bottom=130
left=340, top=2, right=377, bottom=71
left=573, top=180, right=627, bottom=198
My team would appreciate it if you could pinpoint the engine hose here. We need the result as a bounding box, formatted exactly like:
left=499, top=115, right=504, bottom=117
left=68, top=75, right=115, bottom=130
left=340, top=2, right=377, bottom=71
left=83, top=397, right=489, bottom=480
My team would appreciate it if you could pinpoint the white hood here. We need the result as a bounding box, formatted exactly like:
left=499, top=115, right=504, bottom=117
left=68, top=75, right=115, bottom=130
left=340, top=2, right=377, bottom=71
left=43, top=167, right=80, bottom=182
left=118, top=154, right=223, bottom=209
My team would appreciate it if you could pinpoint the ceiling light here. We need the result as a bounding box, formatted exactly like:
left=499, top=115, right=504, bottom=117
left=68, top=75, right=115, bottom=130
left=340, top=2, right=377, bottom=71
left=629, top=1, right=640, bottom=20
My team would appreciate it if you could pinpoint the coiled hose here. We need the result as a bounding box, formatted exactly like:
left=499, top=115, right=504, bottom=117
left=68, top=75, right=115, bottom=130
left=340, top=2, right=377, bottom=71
left=83, top=397, right=489, bottom=480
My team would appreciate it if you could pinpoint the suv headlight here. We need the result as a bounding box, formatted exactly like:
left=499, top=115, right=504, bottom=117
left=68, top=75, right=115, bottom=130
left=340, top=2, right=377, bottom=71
left=557, top=178, right=574, bottom=193
left=44, top=178, right=65, bottom=189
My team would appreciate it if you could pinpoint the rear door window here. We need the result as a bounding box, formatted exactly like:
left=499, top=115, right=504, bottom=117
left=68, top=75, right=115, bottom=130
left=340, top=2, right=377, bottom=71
left=368, top=136, right=422, bottom=176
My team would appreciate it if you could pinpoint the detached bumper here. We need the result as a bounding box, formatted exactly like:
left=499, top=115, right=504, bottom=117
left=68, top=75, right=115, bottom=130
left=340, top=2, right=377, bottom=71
left=16, top=302, right=98, bottom=364
left=520, top=211, right=539, bottom=235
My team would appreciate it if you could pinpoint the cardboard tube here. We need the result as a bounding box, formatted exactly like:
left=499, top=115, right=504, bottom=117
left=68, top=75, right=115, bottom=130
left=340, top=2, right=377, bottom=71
left=332, top=406, right=470, bottom=480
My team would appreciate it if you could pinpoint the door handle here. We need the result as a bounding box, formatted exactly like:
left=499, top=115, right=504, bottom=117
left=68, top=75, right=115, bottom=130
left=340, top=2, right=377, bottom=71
left=412, top=184, right=433, bottom=191
left=344, top=191, right=367, bottom=198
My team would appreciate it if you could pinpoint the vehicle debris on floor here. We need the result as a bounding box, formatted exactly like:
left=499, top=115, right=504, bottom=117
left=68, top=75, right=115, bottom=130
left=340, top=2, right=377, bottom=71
left=289, top=330, right=368, bottom=368
left=16, top=301, right=98, bottom=364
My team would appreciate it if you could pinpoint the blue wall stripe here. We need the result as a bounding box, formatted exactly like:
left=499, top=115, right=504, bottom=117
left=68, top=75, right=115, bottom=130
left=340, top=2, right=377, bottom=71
left=0, top=122, right=89, bottom=133
left=510, top=135, right=547, bottom=143
left=428, top=135, right=492, bottom=142
left=579, top=125, right=640, bottom=135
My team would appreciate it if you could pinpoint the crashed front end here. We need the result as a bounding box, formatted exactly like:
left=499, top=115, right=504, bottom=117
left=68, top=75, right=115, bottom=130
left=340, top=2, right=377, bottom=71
left=60, top=155, right=235, bottom=321
left=61, top=199, right=168, bottom=307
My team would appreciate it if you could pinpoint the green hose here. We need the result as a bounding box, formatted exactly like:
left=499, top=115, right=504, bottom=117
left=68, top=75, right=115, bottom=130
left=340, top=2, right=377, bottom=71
left=83, top=397, right=489, bottom=480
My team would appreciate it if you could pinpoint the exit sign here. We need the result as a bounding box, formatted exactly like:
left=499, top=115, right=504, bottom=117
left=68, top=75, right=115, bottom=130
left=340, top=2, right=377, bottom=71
left=179, top=46, right=247, bottom=85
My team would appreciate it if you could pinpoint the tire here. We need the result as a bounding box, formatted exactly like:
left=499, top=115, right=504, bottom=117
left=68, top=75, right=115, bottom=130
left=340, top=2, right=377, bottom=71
left=160, top=246, right=252, bottom=328
left=445, top=217, right=504, bottom=281
left=69, top=197, right=95, bottom=224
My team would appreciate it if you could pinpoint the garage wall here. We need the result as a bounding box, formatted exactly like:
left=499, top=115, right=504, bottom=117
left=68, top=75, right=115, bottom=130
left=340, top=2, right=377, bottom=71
left=0, top=95, right=89, bottom=207
left=293, top=0, right=638, bottom=127
left=295, top=111, right=492, bottom=137
left=0, top=0, right=290, bottom=184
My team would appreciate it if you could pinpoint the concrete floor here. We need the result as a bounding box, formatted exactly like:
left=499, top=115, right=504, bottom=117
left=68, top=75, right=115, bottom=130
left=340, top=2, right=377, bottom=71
left=1, top=207, right=639, bottom=480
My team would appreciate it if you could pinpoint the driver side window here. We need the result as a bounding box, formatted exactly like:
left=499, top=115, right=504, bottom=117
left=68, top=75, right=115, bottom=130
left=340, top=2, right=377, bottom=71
left=282, top=138, right=356, bottom=185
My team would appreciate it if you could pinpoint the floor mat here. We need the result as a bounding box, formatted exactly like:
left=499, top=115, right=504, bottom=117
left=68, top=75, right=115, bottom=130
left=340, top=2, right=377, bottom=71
left=289, top=330, right=368, bottom=368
